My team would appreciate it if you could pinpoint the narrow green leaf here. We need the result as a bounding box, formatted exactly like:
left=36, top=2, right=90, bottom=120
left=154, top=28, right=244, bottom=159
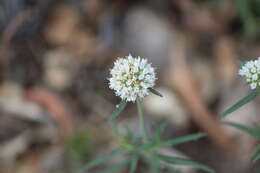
left=157, top=154, right=214, bottom=173
left=109, top=100, right=127, bottom=123
left=222, top=121, right=260, bottom=139
left=252, top=153, right=260, bottom=163
left=98, top=158, right=131, bottom=173
left=129, top=157, right=139, bottom=173
left=80, top=148, right=124, bottom=171
left=219, top=90, right=258, bottom=118
left=251, top=145, right=260, bottom=161
left=155, top=123, right=168, bottom=143
left=149, top=88, right=163, bottom=97
left=108, top=100, right=127, bottom=138
left=161, top=133, right=206, bottom=147
left=128, top=142, right=156, bottom=154
left=149, top=154, right=161, bottom=173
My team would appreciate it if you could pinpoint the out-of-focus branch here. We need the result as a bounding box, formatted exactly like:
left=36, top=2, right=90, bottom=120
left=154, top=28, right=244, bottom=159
left=213, top=36, right=238, bottom=87
left=0, top=9, right=33, bottom=81
left=167, top=33, right=237, bottom=155
left=0, top=9, right=34, bottom=57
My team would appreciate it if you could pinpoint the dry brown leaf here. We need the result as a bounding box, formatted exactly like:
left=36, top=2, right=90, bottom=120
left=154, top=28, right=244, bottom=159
left=25, top=88, right=73, bottom=139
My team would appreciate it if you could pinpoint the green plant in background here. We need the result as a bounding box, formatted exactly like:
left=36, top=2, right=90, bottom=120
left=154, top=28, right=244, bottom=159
left=67, top=130, right=93, bottom=161
left=80, top=55, right=214, bottom=173
left=235, top=0, right=259, bottom=39
left=207, top=0, right=260, bottom=40
left=220, top=57, right=260, bottom=162
left=65, top=130, right=93, bottom=171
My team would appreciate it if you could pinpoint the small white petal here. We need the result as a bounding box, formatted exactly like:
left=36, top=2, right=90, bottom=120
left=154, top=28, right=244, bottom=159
left=250, top=83, right=257, bottom=89
left=252, top=74, right=258, bottom=81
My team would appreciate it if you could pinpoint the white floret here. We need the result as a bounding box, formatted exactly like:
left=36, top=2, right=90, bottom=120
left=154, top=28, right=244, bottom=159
left=239, top=58, right=260, bottom=90
left=108, top=54, right=156, bottom=102
left=250, top=83, right=257, bottom=89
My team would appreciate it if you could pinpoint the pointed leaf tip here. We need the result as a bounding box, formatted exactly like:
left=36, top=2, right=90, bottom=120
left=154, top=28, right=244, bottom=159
left=219, top=90, right=258, bottom=118
left=149, top=88, right=163, bottom=97
left=157, top=153, right=214, bottom=173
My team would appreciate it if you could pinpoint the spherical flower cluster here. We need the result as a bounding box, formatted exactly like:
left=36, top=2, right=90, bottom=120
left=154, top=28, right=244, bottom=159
left=108, top=54, right=156, bottom=102
left=239, top=57, right=260, bottom=89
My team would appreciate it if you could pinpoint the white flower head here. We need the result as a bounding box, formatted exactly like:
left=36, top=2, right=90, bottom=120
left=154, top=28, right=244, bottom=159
left=108, top=54, right=156, bottom=102
left=239, top=57, right=260, bottom=89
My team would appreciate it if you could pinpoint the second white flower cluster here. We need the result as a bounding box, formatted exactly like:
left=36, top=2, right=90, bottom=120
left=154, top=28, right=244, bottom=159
left=239, top=57, right=260, bottom=89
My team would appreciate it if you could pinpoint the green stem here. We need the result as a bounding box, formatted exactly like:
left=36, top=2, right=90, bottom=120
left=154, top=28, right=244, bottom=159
left=137, top=98, right=148, bottom=143
left=108, top=100, right=127, bottom=142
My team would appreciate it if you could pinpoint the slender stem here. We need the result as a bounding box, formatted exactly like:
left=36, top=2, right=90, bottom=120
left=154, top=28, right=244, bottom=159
left=108, top=100, right=127, bottom=142
left=137, top=98, right=148, bottom=143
